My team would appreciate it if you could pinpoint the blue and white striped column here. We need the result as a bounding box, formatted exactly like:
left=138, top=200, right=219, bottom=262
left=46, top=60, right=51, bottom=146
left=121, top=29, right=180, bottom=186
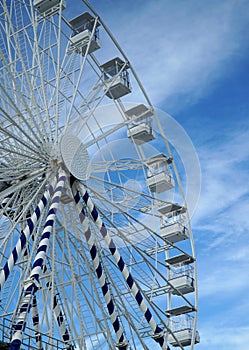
left=0, top=193, right=12, bottom=209
left=75, top=180, right=170, bottom=350
left=10, top=171, right=66, bottom=350
left=32, top=295, right=42, bottom=349
left=70, top=177, right=128, bottom=350
left=43, top=265, right=73, bottom=348
left=0, top=185, right=53, bottom=291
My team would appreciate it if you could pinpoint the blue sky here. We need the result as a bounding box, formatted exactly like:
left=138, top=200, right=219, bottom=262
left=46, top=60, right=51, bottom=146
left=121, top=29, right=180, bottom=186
left=67, top=1, right=249, bottom=349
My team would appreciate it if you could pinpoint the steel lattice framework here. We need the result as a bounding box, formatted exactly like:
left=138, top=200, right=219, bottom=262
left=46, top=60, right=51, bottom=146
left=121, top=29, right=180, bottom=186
left=0, top=1, right=199, bottom=349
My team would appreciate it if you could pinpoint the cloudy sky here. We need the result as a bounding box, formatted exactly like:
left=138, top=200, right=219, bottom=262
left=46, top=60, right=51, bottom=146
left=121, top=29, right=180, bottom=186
left=67, top=1, right=249, bottom=349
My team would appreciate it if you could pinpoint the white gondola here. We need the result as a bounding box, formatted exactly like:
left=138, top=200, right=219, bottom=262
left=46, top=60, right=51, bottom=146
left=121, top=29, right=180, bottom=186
left=168, top=314, right=200, bottom=347
left=127, top=123, right=155, bottom=144
left=146, top=153, right=174, bottom=193
left=166, top=253, right=195, bottom=267
left=166, top=305, right=196, bottom=317
left=100, top=57, right=131, bottom=99
left=168, top=329, right=200, bottom=347
left=169, top=275, right=195, bottom=295
left=147, top=172, right=174, bottom=193
left=157, top=202, right=186, bottom=216
left=125, top=104, right=155, bottom=145
left=160, top=221, right=189, bottom=243
left=34, top=0, right=66, bottom=13
left=69, top=12, right=101, bottom=55
left=169, top=266, right=195, bottom=295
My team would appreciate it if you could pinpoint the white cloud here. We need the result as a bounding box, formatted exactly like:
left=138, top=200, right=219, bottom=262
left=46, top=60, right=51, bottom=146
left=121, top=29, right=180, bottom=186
left=193, top=127, right=249, bottom=238
left=198, top=261, right=249, bottom=298
left=191, top=123, right=249, bottom=349
left=200, top=326, right=249, bottom=350
left=97, top=0, right=249, bottom=107
left=224, top=245, right=249, bottom=262
left=198, top=249, right=249, bottom=348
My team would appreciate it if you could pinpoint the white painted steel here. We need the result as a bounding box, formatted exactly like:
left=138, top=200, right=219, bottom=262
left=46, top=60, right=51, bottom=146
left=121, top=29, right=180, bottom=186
left=0, top=0, right=199, bottom=349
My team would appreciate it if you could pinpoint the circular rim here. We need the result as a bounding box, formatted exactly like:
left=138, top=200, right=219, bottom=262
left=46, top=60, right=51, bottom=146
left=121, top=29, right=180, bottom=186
left=0, top=1, right=199, bottom=349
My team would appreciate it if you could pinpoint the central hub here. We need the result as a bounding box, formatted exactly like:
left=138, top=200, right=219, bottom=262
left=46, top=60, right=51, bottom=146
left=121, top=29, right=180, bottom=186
left=60, top=133, right=90, bottom=180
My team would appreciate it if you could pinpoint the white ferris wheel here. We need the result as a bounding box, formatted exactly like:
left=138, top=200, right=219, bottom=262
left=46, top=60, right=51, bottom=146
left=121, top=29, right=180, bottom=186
left=0, top=1, right=200, bottom=350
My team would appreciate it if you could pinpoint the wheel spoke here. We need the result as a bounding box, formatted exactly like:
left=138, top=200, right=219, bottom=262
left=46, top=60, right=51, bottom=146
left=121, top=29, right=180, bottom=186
left=0, top=1, right=199, bottom=349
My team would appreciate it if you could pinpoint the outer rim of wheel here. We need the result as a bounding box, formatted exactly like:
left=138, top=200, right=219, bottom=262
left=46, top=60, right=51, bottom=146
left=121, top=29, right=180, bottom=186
left=0, top=1, right=199, bottom=349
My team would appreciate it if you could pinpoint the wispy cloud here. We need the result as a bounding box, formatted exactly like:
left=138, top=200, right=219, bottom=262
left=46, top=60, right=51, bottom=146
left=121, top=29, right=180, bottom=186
left=200, top=326, right=249, bottom=350
left=188, top=118, right=249, bottom=348
left=199, top=260, right=249, bottom=298
left=193, top=126, right=249, bottom=238
left=95, top=0, right=249, bottom=107
left=198, top=239, right=249, bottom=348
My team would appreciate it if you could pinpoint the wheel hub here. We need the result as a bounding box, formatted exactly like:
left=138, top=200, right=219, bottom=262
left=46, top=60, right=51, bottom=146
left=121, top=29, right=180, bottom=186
left=60, top=133, right=90, bottom=180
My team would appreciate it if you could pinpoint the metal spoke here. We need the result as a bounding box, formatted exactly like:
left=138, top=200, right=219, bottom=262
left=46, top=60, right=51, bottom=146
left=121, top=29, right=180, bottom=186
left=0, top=1, right=199, bottom=349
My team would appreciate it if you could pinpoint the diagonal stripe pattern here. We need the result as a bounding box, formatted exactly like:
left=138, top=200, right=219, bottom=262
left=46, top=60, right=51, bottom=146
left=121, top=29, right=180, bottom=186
left=0, top=184, right=54, bottom=291
left=75, top=180, right=170, bottom=350
left=10, top=171, right=66, bottom=350
left=0, top=193, right=13, bottom=210
left=32, top=295, right=42, bottom=349
left=43, top=264, right=74, bottom=348
left=71, top=177, right=128, bottom=350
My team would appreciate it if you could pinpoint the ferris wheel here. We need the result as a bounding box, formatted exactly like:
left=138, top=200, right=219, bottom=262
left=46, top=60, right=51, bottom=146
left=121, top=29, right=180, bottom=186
left=0, top=1, right=200, bottom=349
